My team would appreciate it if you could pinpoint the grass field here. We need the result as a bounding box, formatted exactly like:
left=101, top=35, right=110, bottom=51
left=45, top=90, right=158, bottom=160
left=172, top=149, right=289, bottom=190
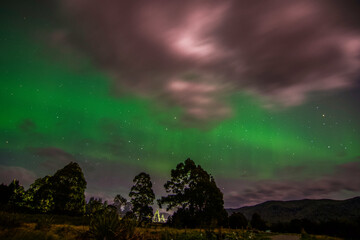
left=0, top=223, right=344, bottom=240
left=0, top=212, right=344, bottom=240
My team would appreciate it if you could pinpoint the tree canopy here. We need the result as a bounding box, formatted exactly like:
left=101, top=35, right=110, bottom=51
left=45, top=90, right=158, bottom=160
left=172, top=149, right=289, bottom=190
left=51, top=162, right=87, bottom=215
left=129, top=172, right=155, bottom=223
left=251, top=213, right=267, bottom=230
left=229, top=212, right=248, bottom=229
left=159, top=158, right=227, bottom=227
left=25, top=175, right=54, bottom=213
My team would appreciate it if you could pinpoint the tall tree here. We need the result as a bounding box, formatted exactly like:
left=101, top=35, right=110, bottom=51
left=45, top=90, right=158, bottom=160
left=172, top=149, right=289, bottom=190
left=51, top=162, right=87, bottom=215
left=8, top=179, right=26, bottom=209
left=159, top=158, right=227, bottom=228
left=25, top=175, right=54, bottom=213
left=129, top=172, right=155, bottom=223
left=0, top=183, right=12, bottom=206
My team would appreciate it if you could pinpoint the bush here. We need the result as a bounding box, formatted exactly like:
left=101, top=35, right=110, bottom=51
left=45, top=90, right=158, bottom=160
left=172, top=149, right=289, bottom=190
left=89, top=209, right=136, bottom=240
left=229, top=212, right=248, bottom=229
left=118, top=218, right=136, bottom=239
left=35, top=216, right=54, bottom=231
left=89, top=210, right=120, bottom=240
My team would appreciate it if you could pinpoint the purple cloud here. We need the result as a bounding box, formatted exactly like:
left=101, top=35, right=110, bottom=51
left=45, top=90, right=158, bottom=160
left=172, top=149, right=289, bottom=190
left=220, top=160, right=360, bottom=208
left=30, top=147, right=167, bottom=203
left=32, top=147, right=76, bottom=171
left=55, top=0, right=360, bottom=124
left=0, top=165, right=37, bottom=189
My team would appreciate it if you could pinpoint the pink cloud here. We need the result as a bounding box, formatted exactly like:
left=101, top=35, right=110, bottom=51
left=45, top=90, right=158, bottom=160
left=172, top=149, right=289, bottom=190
left=57, top=0, right=360, bottom=124
left=219, top=160, right=360, bottom=208
left=0, top=165, right=37, bottom=189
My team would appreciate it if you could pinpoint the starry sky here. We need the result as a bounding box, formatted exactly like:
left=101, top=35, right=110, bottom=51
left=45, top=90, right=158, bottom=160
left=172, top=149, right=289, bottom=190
left=1, top=0, right=360, bottom=208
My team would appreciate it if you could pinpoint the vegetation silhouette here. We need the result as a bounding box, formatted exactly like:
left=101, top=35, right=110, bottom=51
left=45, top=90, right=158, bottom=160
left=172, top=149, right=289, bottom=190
left=129, top=172, right=155, bottom=224
left=1, top=159, right=360, bottom=239
left=0, top=162, right=86, bottom=215
left=229, top=212, right=248, bottom=229
left=250, top=213, right=267, bottom=231
left=159, top=158, right=227, bottom=228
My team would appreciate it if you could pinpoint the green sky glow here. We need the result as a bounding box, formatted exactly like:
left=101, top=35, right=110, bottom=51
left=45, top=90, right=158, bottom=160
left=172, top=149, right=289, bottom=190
left=1, top=2, right=359, bottom=207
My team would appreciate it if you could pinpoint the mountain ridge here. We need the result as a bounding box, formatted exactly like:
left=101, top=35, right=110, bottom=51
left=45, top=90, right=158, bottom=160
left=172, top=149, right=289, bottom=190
left=226, top=196, right=360, bottom=223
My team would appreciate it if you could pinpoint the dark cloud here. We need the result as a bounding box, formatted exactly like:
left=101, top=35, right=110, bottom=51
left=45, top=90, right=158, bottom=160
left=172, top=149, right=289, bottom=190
left=220, top=160, right=360, bottom=208
left=56, top=0, right=360, bottom=124
left=32, top=147, right=76, bottom=170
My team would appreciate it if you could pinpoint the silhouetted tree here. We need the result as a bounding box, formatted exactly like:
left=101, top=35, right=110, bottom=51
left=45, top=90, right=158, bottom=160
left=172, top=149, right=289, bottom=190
left=129, top=172, right=155, bottom=223
left=229, top=212, right=248, bottom=229
left=251, top=213, right=267, bottom=230
left=51, top=162, right=87, bottom=215
left=1, top=163, right=86, bottom=215
left=0, top=183, right=12, bottom=206
left=24, top=175, right=54, bottom=213
left=8, top=179, right=25, bottom=209
left=159, top=158, right=227, bottom=228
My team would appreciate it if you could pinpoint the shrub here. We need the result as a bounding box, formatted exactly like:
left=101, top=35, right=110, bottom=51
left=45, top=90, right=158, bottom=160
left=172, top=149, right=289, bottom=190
left=118, top=218, right=136, bottom=239
left=89, top=209, right=136, bottom=240
left=35, top=216, right=54, bottom=231
left=89, top=210, right=120, bottom=240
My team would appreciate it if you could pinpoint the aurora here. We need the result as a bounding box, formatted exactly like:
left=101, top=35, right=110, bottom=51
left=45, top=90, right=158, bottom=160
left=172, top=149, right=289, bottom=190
left=1, top=0, right=360, bottom=208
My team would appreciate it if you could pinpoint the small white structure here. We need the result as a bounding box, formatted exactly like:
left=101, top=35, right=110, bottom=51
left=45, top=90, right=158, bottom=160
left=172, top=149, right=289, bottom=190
left=152, top=209, right=167, bottom=223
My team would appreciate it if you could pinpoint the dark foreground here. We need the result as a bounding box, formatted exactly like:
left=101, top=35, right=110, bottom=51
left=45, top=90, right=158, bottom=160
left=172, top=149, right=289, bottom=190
left=0, top=213, right=343, bottom=240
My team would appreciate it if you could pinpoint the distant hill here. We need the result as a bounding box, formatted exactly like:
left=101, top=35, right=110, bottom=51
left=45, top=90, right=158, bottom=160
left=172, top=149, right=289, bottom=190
left=226, top=196, right=360, bottom=223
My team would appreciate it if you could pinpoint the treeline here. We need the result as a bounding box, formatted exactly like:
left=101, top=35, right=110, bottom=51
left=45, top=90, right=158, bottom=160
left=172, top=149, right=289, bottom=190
left=271, top=218, right=360, bottom=239
left=0, top=162, right=86, bottom=215
left=2, top=158, right=359, bottom=239
left=0, top=159, right=228, bottom=228
left=229, top=211, right=360, bottom=239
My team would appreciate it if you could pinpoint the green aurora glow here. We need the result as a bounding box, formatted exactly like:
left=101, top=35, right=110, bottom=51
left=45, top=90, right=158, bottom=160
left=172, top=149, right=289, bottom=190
left=1, top=2, right=359, bottom=207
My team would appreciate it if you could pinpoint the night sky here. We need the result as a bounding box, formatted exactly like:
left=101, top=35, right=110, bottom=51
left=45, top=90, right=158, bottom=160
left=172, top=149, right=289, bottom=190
left=1, top=0, right=360, bottom=208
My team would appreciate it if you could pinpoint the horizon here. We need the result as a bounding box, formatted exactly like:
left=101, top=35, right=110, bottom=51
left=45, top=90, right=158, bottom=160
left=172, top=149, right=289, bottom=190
left=1, top=0, right=360, bottom=209
left=2, top=160, right=360, bottom=210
